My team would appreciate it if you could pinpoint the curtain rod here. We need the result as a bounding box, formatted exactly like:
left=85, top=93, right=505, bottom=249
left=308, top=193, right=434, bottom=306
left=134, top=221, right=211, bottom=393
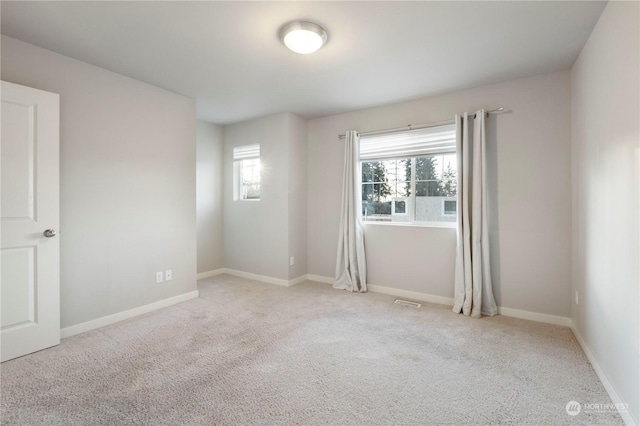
left=337, top=107, right=505, bottom=139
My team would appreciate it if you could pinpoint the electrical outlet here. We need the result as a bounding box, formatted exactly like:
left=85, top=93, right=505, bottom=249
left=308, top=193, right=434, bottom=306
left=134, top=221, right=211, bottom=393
left=165, top=269, right=173, bottom=281
left=575, top=290, right=579, bottom=305
left=156, top=271, right=164, bottom=283
left=290, top=257, right=295, bottom=266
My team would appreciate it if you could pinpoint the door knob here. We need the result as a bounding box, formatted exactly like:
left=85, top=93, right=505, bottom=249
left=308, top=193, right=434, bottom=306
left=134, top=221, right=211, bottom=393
left=43, top=229, right=56, bottom=238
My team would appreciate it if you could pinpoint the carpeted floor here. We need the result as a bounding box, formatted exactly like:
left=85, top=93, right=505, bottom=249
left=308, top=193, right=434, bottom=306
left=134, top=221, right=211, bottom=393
left=0, top=274, right=623, bottom=425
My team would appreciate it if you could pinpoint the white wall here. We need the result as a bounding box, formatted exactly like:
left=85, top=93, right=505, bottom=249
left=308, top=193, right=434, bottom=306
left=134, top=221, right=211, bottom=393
left=571, top=1, right=640, bottom=422
left=222, top=112, right=308, bottom=281
left=307, top=71, right=572, bottom=317
left=1, top=36, right=197, bottom=328
left=223, top=113, right=290, bottom=279
left=287, top=113, right=308, bottom=280
left=196, top=121, right=224, bottom=273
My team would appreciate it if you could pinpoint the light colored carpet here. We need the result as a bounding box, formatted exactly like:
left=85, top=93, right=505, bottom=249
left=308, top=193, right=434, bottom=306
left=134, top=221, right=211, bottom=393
left=1, top=274, right=622, bottom=425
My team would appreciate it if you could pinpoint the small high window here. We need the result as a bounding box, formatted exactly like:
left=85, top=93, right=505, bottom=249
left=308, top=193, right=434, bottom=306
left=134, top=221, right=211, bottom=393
left=233, top=144, right=260, bottom=201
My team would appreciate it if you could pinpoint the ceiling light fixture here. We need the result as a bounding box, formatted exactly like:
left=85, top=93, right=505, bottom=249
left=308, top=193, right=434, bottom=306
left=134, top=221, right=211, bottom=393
left=279, top=21, right=328, bottom=54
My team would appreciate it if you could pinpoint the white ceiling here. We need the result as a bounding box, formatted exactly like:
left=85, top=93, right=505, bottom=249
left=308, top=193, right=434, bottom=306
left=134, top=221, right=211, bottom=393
left=1, top=1, right=605, bottom=125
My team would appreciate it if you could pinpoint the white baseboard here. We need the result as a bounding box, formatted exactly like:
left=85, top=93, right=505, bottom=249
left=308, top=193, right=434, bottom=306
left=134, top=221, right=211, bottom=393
left=197, top=268, right=225, bottom=280
left=368, top=284, right=455, bottom=307
left=306, top=274, right=333, bottom=284
left=570, top=323, right=637, bottom=426
left=288, top=274, right=308, bottom=286
left=306, top=274, right=455, bottom=306
left=203, top=270, right=575, bottom=328
left=61, top=290, right=200, bottom=339
left=303, top=274, right=574, bottom=327
left=497, top=306, right=573, bottom=327
left=222, top=268, right=305, bottom=288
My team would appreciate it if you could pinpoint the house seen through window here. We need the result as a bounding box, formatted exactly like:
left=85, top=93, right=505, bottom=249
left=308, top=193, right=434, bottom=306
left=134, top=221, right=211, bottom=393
left=360, top=123, right=457, bottom=224
left=233, top=144, right=260, bottom=200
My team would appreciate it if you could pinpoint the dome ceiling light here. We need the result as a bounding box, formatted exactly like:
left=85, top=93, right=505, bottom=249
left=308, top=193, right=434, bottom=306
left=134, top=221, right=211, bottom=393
left=279, top=21, right=328, bottom=54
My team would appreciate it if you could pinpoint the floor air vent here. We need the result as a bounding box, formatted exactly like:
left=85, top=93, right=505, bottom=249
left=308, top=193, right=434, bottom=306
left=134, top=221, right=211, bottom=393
left=393, top=299, right=422, bottom=308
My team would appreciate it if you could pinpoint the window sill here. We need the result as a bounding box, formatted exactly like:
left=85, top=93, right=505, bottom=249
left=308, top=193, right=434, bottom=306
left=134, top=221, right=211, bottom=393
left=362, top=221, right=456, bottom=229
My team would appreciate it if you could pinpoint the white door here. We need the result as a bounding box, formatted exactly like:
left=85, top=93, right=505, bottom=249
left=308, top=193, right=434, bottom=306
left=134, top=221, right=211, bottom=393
left=1, top=81, right=60, bottom=362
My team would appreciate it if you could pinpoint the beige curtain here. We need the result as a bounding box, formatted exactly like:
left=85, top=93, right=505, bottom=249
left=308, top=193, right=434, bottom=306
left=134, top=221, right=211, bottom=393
left=453, top=111, right=497, bottom=317
left=334, top=130, right=367, bottom=292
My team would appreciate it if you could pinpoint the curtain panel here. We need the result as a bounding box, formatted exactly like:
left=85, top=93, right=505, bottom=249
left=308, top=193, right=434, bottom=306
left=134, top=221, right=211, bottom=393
left=334, top=130, right=367, bottom=292
left=453, top=111, right=498, bottom=317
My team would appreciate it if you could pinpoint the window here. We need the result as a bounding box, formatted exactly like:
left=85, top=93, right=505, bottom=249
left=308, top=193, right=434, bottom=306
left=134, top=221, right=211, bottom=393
left=233, top=144, right=260, bottom=200
left=360, top=123, right=457, bottom=225
left=443, top=200, right=457, bottom=216
left=392, top=198, right=407, bottom=216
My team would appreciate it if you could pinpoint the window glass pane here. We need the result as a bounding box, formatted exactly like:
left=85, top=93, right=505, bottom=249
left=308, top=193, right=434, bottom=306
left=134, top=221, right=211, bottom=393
left=241, top=158, right=260, bottom=199
left=233, top=143, right=261, bottom=201
left=415, top=156, right=442, bottom=180
left=443, top=200, right=457, bottom=215
left=361, top=152, right=458, bottom=224
left=413, top=180, right=442, bottom=197
left=443, top=154, right=457, bottom=173
left=441, top=154, right=457, bottom=197
left=362, top=158, right=411, bottom=223
left=414, top=154, right=456, bottom=222
left=362, top=162, right=374, bottom=183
